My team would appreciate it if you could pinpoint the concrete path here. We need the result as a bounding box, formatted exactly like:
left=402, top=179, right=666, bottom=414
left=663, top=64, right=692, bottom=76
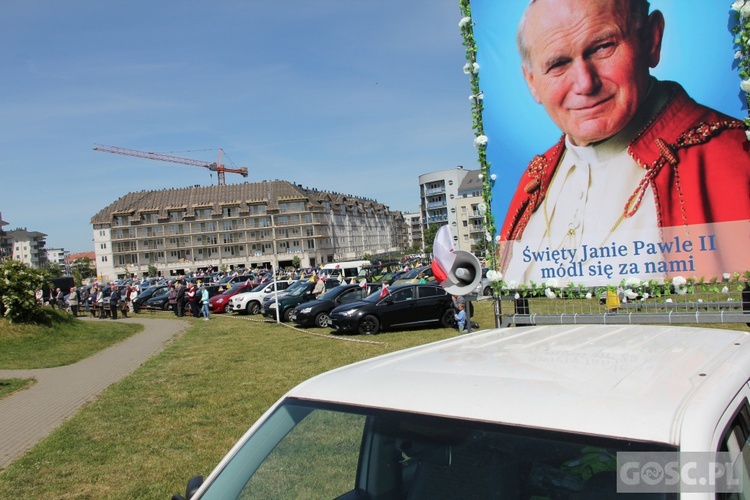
left=0, top=317, right=188, bottom=470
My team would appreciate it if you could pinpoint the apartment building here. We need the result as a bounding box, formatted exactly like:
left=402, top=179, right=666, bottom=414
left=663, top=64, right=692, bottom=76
left=454, top=170, right=486, bottom=255
left=46, top=248, right=68, bottom=267
left=418, top=167, right=470, bottom=235
left=0, top=213, right=9, bottom=260
left=91, top=180, right=406, bottom=280
left=7, top=229, right=48, bottom=268
left=403, top=212, right=423, bottom=251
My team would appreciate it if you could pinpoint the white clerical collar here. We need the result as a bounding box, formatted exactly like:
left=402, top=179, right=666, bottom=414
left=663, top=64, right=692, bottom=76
left=564, top=78, right=670, bottom=165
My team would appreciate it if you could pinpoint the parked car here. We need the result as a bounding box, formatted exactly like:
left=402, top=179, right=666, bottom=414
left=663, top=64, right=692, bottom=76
left=228, top=281, right=295, bottom=315
left=329, top=282, right=455, bottom=335
left=143, top=289, right=173, bottom=311
left=209, top=281, right=259, bottom=313
left=373, top=270, right=406, bottom=285
left=145, top=285, right=221, bottom=311
left=262, top=279, right=339, bottom=322
left=175, top=324, right=750, bottom=499
left=132, top=285, right=170, bottom=312
left=392, top=265, right=435, bottom=285
left=290, top=283, right=382, bottom=328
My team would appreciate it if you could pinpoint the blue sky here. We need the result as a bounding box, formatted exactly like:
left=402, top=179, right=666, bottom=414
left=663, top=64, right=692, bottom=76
left=0, top=0, right=476, bottom=252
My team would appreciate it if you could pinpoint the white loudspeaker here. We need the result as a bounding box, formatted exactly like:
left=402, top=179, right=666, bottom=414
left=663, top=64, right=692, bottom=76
left=441, top=250, right=482, bottom=296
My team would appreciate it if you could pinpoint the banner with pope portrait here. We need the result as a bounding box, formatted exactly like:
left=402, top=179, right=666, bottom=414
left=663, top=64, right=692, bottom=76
left=463, top=0, right=750, bottom=287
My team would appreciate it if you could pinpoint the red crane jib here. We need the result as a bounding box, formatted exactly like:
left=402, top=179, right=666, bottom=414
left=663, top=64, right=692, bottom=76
left=93, top=145, right=248, bottom=186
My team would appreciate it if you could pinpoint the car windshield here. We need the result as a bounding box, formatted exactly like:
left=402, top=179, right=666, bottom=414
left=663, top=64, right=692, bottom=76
left=399, top=268, right=425, bottom=280
left=318, top=285, right=346, bottom=301
left=289, top=284, right=311, bottom=297
left=200, top=399, right=677, bottom=499
left=251, top=283, right=267, bottom=293
left=224, top=283, right=244, bottom=295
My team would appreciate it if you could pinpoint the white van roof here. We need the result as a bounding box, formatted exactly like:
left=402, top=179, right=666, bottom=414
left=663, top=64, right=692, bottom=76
left=289, top=325, right=750, bottom=445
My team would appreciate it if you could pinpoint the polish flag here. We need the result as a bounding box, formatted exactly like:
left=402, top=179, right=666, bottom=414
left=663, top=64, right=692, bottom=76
left=379, top=282, right=390, bottom=299
left=431, top=225, right=456, bottom=284
left=359, top=279, right=367, bottom=288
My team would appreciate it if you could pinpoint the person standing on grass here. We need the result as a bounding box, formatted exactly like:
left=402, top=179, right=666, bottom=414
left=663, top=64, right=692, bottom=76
left=108, top=283, right=121, bottom=320
left=175, top=282, right=186, bottom=317
left=167, top=284, right=178, bottom=315
left=80, top=286, right=90, bottom=316
left=67, top=287, right=79, bottom=317
left=200, top=283, right=210, bottom=321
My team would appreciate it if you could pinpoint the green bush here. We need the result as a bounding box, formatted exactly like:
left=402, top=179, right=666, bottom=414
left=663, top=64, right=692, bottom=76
left=0, top=259, right=46, bottom=323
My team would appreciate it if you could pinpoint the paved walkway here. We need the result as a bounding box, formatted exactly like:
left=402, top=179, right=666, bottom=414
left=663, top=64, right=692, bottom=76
left=0, top=317, right=188, bottom=470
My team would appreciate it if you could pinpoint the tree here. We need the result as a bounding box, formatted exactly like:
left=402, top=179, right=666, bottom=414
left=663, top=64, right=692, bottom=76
left=292, top=256, right=301, bottom=269
left=0, top=258, right=46, bottom=323
left=422, top=225, right=440, bottom=255
left=148, top=265, right=158, bottom=277
left=71, top=257, right=96, bottom=286
left=46, top=262, right=63, bottom=279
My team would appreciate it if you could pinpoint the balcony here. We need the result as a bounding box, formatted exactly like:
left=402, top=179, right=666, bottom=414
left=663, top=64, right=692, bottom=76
left=424, top=187, right=445, bottom=196
left=427, top=215, right=448, bottom=223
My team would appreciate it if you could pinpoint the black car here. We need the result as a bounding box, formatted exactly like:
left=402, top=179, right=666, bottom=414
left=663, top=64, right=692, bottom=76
left=262, top=279, right=339, bottom=322
left=329, top=282, right=455, bottom=335
left=144, top=289, right=173, bottom=311
left=291, top=283, right=382, bottom=328
left=132, top=285, right=170, bottom=312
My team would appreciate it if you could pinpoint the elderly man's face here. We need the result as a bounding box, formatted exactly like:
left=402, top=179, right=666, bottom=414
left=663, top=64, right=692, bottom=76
left=521, top=0, right=663, bottom=146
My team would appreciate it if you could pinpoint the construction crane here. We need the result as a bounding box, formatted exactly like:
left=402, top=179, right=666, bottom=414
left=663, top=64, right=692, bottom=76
left=93, top=144, right=248, bottom=186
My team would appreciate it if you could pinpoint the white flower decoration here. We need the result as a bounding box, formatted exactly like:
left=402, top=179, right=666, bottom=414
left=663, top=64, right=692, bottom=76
left=546, top=278, right=559, bottom=288
left=458, top=16, right=472, bottom=28
left=477, top=202, right=487, bottom=215
left=723, top=272, right=732, bottom=280
left=463, top=63, right=473, bottom=75
left=506, top=280, right=517, bottom=289
left=733, top=0, right=750, bottom=17
left=665, top=298, right=673, bottom=303
left=472, top=62, right=480, bottom=74
left=672, top=276, right=687, bottom=287
left=487, top=269, right=503, bottom=282
left=485, top=230, right=492, bottom=242
left=741, top=79, right=750, bottom=93
left=624, top=289, right=638, bottom=300
left=544, top=288, right=556, bottom=299
left=477, top=173, right=483, bottom=180
left=473, top=135, right=488, bottom=147
left=514, top=292, right=520, bottom=299
left=490, top=173, right=497, bottom=181
left=675, top=286, right=687, bottom=295
left=585, top=292, right=592, bottom=300
left=721, top=286, right=730, bottom=294
left=626, top=278, right=642, bottom=288
left=736, top=50, right=744, bottom=60
left=643, top=293, right=649, bottom=299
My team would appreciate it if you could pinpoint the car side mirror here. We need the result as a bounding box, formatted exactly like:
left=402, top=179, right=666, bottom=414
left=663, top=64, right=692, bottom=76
left=172, top=475, right=203, bottom=500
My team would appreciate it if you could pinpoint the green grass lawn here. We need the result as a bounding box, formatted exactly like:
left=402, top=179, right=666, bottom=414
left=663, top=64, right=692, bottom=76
left=0, top=378, right=35, bottom=399
left=0, top=309, right=142, bottom=369
left=0, top=308, right=470, bottom=498
left=0, top=302, right=745, bottom=498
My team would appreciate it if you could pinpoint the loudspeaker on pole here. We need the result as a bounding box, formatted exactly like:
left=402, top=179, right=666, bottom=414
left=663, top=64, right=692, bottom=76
left=440, top=250, right=482, bottom=296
